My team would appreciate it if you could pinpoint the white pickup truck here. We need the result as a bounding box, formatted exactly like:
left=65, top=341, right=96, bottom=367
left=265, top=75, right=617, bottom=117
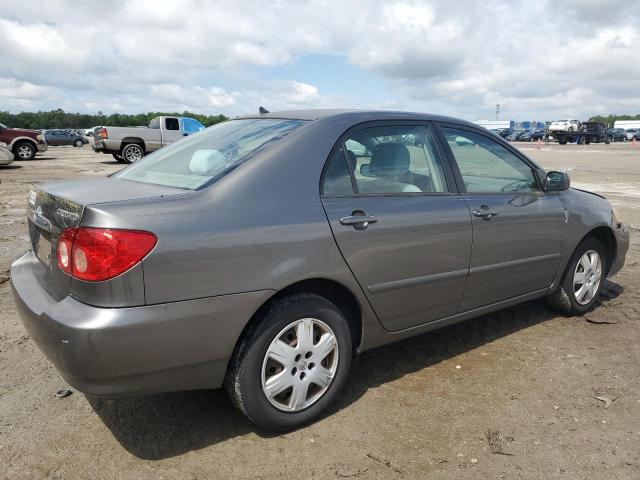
left=92, top=116, right=205, bottom=163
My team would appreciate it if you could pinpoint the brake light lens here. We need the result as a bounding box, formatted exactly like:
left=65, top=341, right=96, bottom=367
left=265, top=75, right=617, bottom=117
left=57, top=228, right=77, bottom=274
left=56, top=227, right=156, bottom=281
left=100, top=127, right=108, bottom=139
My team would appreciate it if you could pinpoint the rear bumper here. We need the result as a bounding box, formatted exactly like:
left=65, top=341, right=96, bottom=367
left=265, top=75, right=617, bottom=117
left=609, top=222, right=630, bottom=277
left=92, top=140, right=107, bottom=152
left=92, top=139, right=120, bottom=153
left=10, top=251, right=273, bottom=398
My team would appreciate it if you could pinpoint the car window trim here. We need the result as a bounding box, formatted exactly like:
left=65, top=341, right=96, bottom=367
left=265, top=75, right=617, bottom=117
left=320, top=120, right=461, bottom=197
left=432, top=121, right=545, bottom=195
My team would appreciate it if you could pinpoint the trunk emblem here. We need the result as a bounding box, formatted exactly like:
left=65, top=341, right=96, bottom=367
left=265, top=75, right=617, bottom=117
left=55, top=207, right=80, bottom=224
left=32, top=206, right=52, bottom=230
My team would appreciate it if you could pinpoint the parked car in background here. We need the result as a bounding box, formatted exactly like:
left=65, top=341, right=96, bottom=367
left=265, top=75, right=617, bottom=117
left=84, top=127, right=99, bottom=137
left=549, top=119, right=581, bottom=132
left=531, top=129, right=546, bottom=141
left=44, top=129, right=89, bottom=147
left=516, top=131, right=534, bottom=142
left=496, top=128, right=513, bottom=139
left=0, top=144, right=14, bottom=165
left=606, top=128, right=626, bottom=142
left=92, top=116, right=206, bottom=163
left=624, top=128, right=640, bottom=141
left=11, top=110, right=629, bottom=431
left=507, top=130, right=526, bottom=141
left=0, top=122, right=48, bottom=160
left=519, top=130, right=546, bottom=142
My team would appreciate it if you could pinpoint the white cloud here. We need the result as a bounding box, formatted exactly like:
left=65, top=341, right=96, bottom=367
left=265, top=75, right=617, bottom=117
left=0, top=0, right=638, bottom=119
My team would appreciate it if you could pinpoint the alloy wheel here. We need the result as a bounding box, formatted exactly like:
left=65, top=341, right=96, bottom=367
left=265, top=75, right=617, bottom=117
left=17, top=145, right=33, bottom=159
left=124, top=145, right=143, bottom=162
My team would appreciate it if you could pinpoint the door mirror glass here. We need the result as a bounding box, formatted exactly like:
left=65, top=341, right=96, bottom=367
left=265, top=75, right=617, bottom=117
left=544, top=171, right=570, bottom=191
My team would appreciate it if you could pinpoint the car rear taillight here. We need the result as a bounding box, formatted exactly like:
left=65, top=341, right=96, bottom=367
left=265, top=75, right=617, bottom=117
left=56, top=227, right=156, bottom=282
left=100, top=127, right=108, bottom=140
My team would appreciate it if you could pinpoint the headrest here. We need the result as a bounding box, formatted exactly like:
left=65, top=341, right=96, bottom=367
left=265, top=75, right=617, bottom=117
left=369, top=143, right=410, bottom=177
left=189, top=149, right=226, bottom=176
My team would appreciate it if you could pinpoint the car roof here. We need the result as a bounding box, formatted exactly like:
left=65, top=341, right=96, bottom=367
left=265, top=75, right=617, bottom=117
left=235, top=109, right=478, bottom=127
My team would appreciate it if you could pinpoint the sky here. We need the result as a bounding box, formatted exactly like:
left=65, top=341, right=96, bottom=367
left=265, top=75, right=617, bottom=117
left=1, top=0, right=639, bottom=121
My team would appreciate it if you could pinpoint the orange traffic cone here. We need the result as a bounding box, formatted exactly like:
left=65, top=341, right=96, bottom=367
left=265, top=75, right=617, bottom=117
left=632, top=138, right=637, bottom=147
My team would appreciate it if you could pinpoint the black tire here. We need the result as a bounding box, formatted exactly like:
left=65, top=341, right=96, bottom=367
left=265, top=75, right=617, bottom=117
left=121, top=143, right=144, bottom=164
left=74, top=139, right=84, bottom=148
left=13, top=141, right=36, bottom=160
left=547, top=237, right=607, bottom=316
left=112, top=152, right=126, bottom=163
left=559, top=139, right=567, bottom=145
left=225, top=293, right=353, bottom=431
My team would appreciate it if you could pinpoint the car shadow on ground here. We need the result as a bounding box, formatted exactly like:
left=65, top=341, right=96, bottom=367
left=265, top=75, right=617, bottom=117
left=0, top=165, right=22, bottom=170
left=88, top=280, right=623, bottom=460
left=21, top=157, right=58, bottom=161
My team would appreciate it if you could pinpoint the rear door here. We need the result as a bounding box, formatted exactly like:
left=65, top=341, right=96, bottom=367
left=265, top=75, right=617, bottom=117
left=161, top=117, right=182, bottom=145
left=321, top=122, right=472, bottom=332
left=435, top=124, right=566, bottom=311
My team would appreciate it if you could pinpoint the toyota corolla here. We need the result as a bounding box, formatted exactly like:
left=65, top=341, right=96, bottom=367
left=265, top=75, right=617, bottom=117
left=11, top=110, right=629, bottom=430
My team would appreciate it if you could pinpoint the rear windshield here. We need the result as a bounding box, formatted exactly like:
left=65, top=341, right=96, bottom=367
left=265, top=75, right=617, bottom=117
left=114, top=118, right=306, bottom=190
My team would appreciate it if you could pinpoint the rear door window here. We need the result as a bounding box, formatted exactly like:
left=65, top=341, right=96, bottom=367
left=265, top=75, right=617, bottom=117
left=335, top=124, right=449, bottom=195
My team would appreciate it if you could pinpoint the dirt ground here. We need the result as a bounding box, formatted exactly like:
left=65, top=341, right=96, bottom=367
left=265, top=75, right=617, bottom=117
left=0, top=142, right=639, bottom=479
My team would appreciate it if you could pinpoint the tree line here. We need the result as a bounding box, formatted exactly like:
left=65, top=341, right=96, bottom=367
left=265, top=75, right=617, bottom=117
left=587, top=114, right=640, bottom=126
left=0, top=109, right=229, bottom=129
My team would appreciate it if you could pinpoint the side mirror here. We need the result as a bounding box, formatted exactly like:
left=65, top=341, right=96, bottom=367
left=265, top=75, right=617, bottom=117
left=544, top=171, right=570, bottom=191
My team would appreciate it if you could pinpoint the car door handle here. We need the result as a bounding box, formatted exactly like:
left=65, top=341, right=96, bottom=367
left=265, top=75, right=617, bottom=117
left=472, top=206, right=499, bottom=220
left=339, top=213, right=378, bottom=229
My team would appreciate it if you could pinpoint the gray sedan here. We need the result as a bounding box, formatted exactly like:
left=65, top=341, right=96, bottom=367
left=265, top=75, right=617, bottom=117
left=43, top=129, right=88, bottom=147
left=11, top=110, right=629, bottom=431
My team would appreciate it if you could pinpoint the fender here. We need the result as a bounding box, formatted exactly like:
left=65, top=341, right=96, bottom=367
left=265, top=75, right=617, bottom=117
left=8, top=136, right=38, bottom=150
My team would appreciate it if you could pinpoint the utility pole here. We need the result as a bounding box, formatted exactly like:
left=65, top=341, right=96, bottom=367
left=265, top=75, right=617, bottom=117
left=495, top=93, right=501, bottom=121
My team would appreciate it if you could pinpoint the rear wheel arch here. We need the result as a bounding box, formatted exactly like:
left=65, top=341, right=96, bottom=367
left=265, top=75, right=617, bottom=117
left=230, top=278, right=363, bottom=365
left=121, top=137, right=145, bottom=148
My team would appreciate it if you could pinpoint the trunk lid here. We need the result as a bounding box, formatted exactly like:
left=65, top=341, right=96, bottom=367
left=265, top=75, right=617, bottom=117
left=26, top=178, right=187, bottom=301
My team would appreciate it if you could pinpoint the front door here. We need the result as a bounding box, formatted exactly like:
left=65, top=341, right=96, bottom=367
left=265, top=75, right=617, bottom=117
left=437, top=125, right=566, bottom=311
left=321, top=123, right=472, bottom=332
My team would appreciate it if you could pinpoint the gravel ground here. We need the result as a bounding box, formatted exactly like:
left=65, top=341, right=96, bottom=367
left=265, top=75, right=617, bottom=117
left=0, top=142, right=639, bottom=479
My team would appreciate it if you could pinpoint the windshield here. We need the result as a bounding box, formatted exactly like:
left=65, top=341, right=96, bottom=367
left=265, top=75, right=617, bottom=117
left=114, top=118, right=306, bottom=190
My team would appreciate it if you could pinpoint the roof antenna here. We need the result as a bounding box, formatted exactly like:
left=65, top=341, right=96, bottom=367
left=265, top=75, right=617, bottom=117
left=259, top=106, right=269, bottom=114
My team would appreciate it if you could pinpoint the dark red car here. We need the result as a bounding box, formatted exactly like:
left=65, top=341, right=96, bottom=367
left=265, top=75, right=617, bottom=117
left=0, top=122, right=48, bottom=160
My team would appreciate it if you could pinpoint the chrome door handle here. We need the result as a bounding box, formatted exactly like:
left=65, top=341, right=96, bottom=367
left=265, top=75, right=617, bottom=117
left=339, top=214, right=378, bottom=229
left=472, top=206, right=499, bottom=220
